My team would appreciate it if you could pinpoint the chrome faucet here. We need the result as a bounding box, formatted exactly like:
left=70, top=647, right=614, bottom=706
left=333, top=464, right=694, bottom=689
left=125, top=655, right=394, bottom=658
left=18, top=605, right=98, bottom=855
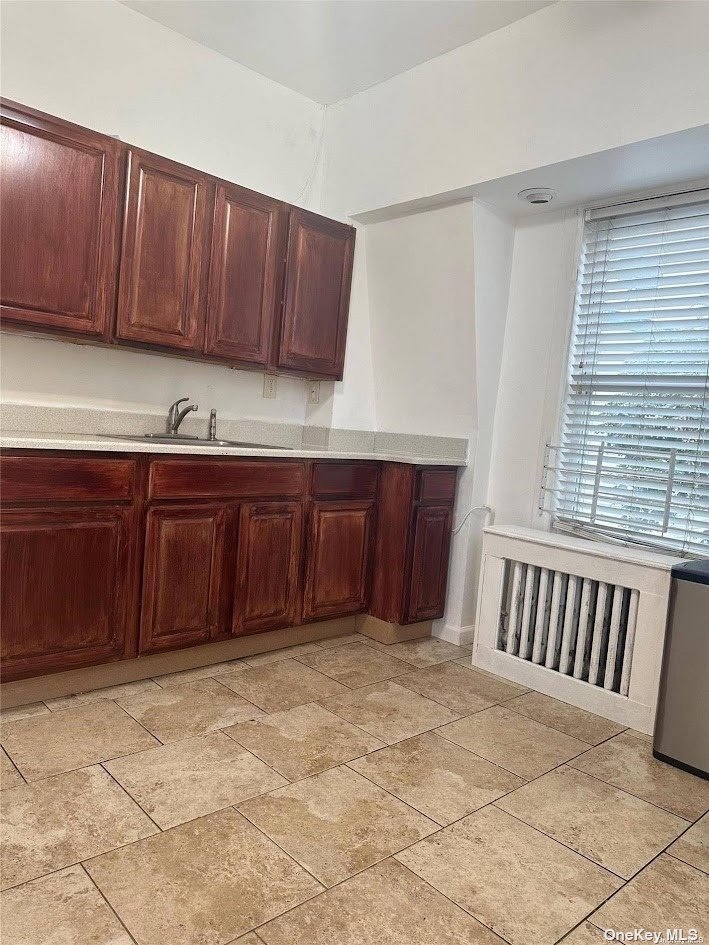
left=166, top=397, right=198, bottom=434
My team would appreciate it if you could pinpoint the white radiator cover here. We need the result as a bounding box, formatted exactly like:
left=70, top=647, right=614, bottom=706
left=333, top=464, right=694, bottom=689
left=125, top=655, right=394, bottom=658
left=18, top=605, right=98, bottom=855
left=473, top=526, right=678, bottom=733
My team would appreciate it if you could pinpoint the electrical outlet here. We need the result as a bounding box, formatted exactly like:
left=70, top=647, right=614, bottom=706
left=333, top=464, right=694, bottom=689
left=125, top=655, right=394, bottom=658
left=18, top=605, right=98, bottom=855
left=307, top=380, right=320, bottom=405
left=263, top=374, right=277, bottom=399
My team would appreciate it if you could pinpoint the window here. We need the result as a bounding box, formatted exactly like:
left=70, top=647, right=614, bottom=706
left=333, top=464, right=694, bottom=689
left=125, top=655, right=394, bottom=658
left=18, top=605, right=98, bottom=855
left=544, top=190, right=709, bottom=556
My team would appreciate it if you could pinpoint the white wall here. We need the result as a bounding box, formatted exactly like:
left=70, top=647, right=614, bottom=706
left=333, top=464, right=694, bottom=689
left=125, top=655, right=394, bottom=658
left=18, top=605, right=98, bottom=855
left=364, top=202, right=476, bottom=437
left=324, top=0, right=709, bottom=216
left=0, top=0, right=326, bottom=424
left=487, top=210, right=582, bottom=529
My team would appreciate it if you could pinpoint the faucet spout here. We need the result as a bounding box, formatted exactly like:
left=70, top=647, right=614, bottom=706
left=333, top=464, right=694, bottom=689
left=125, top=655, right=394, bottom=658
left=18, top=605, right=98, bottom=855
left=166, top=398, right=198, bottom=434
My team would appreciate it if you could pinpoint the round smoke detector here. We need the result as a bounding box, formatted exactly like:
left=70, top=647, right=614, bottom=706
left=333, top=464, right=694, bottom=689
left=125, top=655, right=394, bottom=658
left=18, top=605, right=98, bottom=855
left=517, top=187, right=556, bottom=205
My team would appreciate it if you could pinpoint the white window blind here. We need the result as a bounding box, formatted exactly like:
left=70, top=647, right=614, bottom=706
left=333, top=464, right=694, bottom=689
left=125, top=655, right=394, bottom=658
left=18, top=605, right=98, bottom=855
left=544, top=190, right=709, bottom=556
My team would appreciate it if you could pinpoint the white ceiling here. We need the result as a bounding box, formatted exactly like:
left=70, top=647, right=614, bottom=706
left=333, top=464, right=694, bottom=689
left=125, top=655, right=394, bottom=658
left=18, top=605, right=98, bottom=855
left=121, top=0, right=553, bottom=104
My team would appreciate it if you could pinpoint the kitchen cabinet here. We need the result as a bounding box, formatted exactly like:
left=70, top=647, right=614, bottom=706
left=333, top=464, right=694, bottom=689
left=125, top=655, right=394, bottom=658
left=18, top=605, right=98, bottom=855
left=0, top=452, right=458, bottom=682
left=140, top=504, right=228, bottom=654
left=303, top=500, right=375, bottom=620
left=1, top=99, right=355, bottom=380
left=116, top=149, right=212, bottom=352
left=205, top=183, right=287, bottom=366
left=406, top=504, right=453, bottom=622
left=371, top=465, right=457, bottom=625
left=0, top=455, right=140, bottom=680
left=0, top=99, right=121, bottom=340
left=233, top=501, right=302, bottom=634
left=278, top=208, right=355, bottom=379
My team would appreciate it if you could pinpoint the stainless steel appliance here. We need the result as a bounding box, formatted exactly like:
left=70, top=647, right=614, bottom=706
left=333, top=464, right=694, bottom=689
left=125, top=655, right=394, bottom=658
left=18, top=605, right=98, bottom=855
left=653, top=559, right=709, bottom=778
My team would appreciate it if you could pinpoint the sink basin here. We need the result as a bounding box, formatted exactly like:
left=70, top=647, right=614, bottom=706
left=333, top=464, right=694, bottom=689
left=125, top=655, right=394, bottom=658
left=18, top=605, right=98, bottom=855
left=99, top=434, right=289, bottom=449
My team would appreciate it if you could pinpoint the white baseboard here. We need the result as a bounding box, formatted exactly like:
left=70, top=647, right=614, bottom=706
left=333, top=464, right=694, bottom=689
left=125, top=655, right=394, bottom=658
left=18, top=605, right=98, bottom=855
left=434, top=623, right=476, bottom=647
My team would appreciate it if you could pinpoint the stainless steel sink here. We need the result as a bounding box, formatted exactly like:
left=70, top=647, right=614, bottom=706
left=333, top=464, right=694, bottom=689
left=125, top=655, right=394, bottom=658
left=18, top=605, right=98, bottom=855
left=99, top=433, right=289, bottom=449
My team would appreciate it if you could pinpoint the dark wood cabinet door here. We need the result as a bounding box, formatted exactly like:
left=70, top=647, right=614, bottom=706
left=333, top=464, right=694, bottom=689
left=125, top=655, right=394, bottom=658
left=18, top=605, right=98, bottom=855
left=0, top=100, right=121, bottom=339
left=140, top=504, right=227, bottom=653
left=205, top=183, right=287, bottom=365
left=0, top=506, right=135, bottom=681
left=233, top=501, right=302, bottom=634
left=406, top=505, right=453, bottom=623
left=278, top=208, right=355, bottom=379
left=116, top=149, right=211, bottom=351
left=303, top=500, right=374, bottom=620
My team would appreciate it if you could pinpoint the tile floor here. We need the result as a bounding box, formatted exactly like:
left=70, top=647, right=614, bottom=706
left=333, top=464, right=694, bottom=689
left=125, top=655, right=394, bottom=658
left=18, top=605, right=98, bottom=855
left=1, top=634, right=707, bottom=945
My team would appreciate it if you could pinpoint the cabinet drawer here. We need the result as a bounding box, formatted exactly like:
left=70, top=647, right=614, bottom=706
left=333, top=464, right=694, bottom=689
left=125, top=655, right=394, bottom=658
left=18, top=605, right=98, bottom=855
left=149, top=459, right=305, bottom=499
left=1, top=455, right=136, bottom=503
left=312, top=462, right=379, bottom=499
left=416, top=468, right=457, bottom=504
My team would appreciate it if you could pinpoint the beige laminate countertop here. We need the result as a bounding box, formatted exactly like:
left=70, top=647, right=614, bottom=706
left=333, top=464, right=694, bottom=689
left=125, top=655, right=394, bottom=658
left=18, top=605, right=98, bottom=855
left=0, top=432, right=467, bottom=466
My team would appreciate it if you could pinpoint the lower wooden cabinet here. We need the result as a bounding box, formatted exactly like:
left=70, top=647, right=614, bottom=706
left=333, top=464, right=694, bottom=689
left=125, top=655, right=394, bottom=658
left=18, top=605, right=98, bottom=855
left=303, top=500, right=375, bottom=621
left=233, top=501, right=302, bottom=634
left=0, top=453, right=458, bottom=680
left=406, top=504, right=453, bottom=622
left=140, top=504, right=227, bottom=653
left=0, top=506, right=136, bottom=679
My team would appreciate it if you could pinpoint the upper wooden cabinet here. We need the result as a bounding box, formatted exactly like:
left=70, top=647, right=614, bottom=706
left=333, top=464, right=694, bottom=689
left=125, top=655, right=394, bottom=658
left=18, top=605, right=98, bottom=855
left=0, top=101, right=356, bottom=379
left=0, top=100, right=121, bottom=340
left=205, top=183, right=287, bottom=366
left=278, top=209, right=355, bottom=379
left=116, top=149, right=212, bottom=352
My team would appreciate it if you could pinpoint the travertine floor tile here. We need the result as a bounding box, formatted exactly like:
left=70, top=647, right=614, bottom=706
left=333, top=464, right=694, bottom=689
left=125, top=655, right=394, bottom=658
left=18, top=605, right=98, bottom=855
left=243, top=642, right=323, bottom=666
left=591, top=854, right=708, bottom=939
left=233, top=935, right=266, bottom=945
left=452, top=661, right=529, bottom=699
left=559, top=921, right=607, bottom=943
left=366, top=638, right=471, bottom=668
left=1, top=864, right=133, bottom=945
left=44, top=678, right=160, bottom=711
left=350, top=731, right=523, bottom=825
left=0, top=700, right=158, bottom=780
left=86, top=808, right=322, bottom=945
left=153, top=659, right=247, bottom=688
left=1, top=765, right=157, bottom=890
left=321, top=681, right=458, bottom=744
left=1, top=747, right=24, bottom=790
left=315, top=632, right=370, bottom=648
left=104, top=731, right=287, bottom=829
left=219, top=660, right=347, bottom=713
left=397, top=662, right=498, bottom=715
left=570, top=731, right=709, bottom=820
left=397, top=805, right=621, bottom=945
left=497, top=766, right=688, bottom=878
left=438, top=705, right=589, bottom=779
left=238, top=765, right=437, bottom=886
left=667, top=813, right=709, bottom=873
left=258, top=859, right=506, bottom=945
left=504, top=691, right=625, bottom=745
left=297, top=642, right=410, bottom=688
left=117, top=677, right=263, bottom=742
left=0, top=702, right=49, bottom=724
left=226, top=703, right=383, bottom=780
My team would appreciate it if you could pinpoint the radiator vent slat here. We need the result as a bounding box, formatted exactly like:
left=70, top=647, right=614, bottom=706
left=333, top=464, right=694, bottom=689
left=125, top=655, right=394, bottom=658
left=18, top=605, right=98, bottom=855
left=497, top=558, right=637, bottom=696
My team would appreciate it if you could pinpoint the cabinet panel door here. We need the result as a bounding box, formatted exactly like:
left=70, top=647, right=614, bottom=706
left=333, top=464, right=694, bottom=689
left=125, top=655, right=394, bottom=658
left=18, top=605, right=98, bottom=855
left=0, top=101, right=120, bottom=339
left=0, top=507, right=134, bottom=680
left=406, top=505, right=453, bottom=623
left=303, top=500, right=374, bottom=620
left=116, top=150, right=211, bottom=351
left=205, top=184, right=287, bottom=365
left=233, top=502, right=302, bottom=634
left=140, top=504, right=226, bottom=653
left=278, top=209, right=355, bottom=379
